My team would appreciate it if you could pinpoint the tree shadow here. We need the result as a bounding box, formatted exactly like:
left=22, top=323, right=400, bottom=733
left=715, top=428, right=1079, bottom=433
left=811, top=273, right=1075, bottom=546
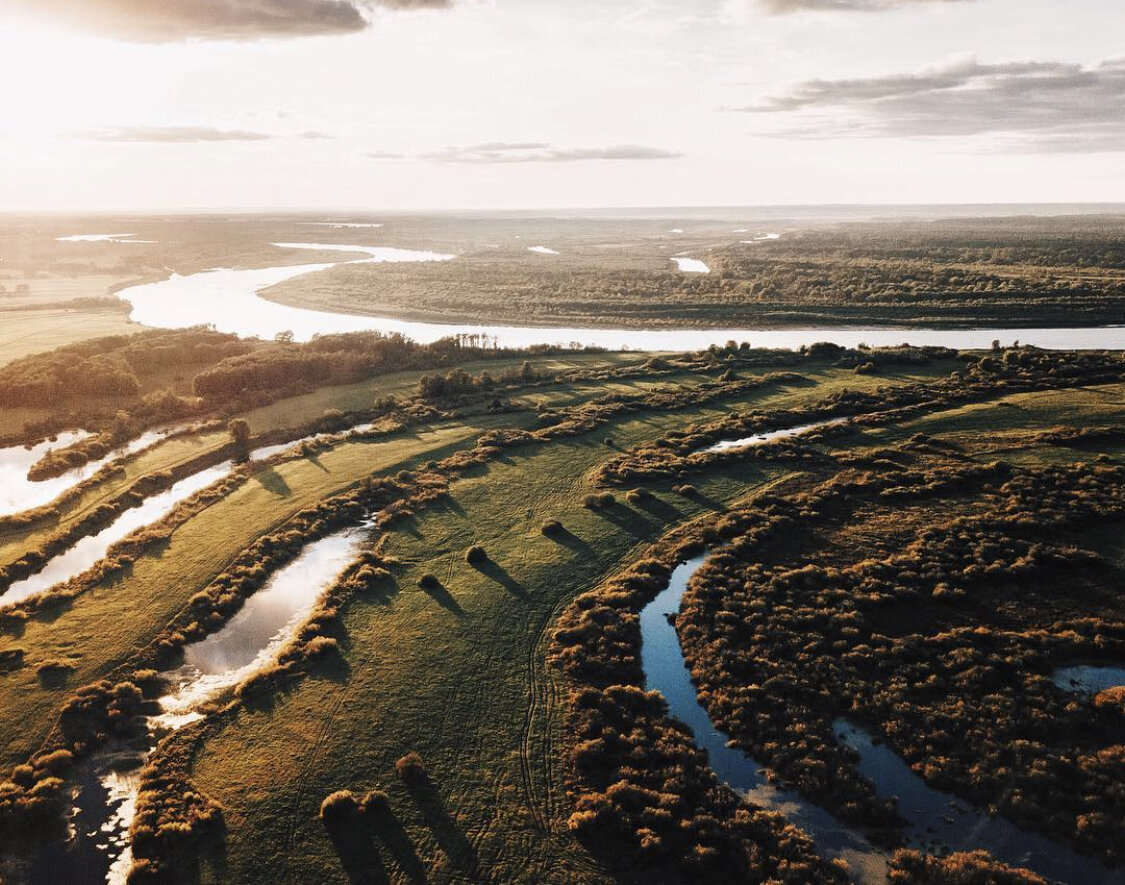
left=369, top=811, right=427, bottom=884
left=36, top=664, right=74, bottom=689
left=324, top=817, right=390, bottom=885
left=542, top=526, right=591, bottom=555
left=473, top=560, right=527, bottom=598
left=432, top=496, right=466, bottom=518
left=680, top=489, right=725, bottom=511
left=404, top=776, right=478, bottom=877
left=593, top=503, right=658, bottom=538
left=255, top=467, right=292, bottom=497
left=301, top=453, right=331, bottom=473
left=418, top=579, right=465, bottom=617
left=161, top=825, right=228, bottom=885
left=635, top=495, right=683, bottom=523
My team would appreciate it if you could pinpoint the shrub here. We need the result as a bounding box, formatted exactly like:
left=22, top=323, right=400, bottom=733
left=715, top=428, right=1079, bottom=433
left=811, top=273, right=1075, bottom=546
left=417, top=573, right=441, bottom=591
left=303, top=636, right=339, bottom=658
left=319, top=790, right=359, bottom=822
left=625, top=488, right=650, bottom=506
left=598, top=493, right=615, bottom=508
left=583, top=494, right=601, bottom=509
left=465, top=545, right=488, bottom=565
left=541, top=519, right=563, bottom=536
left=35, top=659, right=75, bottom=677
left=604, top=437, right=615, bottom=447
left=395, top=752, right=426, bottom=781
left=675, top=484, right=698, bottom=497
left=360, top=789, right=391, bottom=817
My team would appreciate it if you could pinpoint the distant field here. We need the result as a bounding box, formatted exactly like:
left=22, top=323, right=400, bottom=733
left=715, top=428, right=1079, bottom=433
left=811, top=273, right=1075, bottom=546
left=0, top=307, right=140, bottom=368
left=265, top=214, right=1125, bottom=331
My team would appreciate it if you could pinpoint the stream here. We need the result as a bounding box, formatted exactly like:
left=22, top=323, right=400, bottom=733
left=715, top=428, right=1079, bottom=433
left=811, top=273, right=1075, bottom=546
left=13, top=525, right=370, bottom=885
left=0, top=430, right=174, bottom=519
left=0, top=422, right=372, bottom=610
left=701, top=417, right=849, bottom=453
left=639, top=553, right=1125, bottom=884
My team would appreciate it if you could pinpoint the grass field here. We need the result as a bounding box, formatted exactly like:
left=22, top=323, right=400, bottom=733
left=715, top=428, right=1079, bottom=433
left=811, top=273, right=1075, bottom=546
left=0, top=308, right=140, bottom=370
left=2, top=344, right=1121, bottom=885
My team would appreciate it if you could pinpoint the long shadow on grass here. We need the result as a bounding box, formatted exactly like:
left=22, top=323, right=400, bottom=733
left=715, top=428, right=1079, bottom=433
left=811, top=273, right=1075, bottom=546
left=472, top=560, right=527, bottom=598
left=635, top=495, right=683, bottom=523
left=404, top=775, right=477, bottom=877
left=325, top=818, right=390, bottom=885
left=431, top=496, right=466, bottom=518
left=302, top=453, right=331, bottom=474
left=679, top=490, right=725, bottom=512
left=255, top=467, right=292, bottom=497
left=592, top=503, right=660, bottom=539
left=370, top=811, right=427, bottom=884
left=418, top=579, right=465, bottom=618
left=542, top=526, right=591, bottom=555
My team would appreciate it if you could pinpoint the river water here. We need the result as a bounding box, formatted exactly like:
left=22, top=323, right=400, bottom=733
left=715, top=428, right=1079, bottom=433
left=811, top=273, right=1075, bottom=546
left=0, top=430, right=174, bottom=519
left=115, top=242, right=1125, bottom=350
left=639, top=553, right=1125, bottom=884
left=701, top=417, right=849, bottom=453
left=0, top=422, right=369, bottom=610
left=18, top=526, right=371, bottom=885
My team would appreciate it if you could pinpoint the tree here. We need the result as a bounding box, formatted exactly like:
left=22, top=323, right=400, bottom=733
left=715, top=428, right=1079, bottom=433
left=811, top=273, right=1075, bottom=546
left=228, top=418, right=251, bottom=462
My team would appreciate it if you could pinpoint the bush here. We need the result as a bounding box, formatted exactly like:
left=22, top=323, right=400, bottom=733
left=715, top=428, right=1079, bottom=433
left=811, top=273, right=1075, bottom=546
left=598, top=492, right=616, bottom=508
left=319, top=790, right=359, bottom=822
left=417, top=573, right=441, bottom=590
left=625, top=488, right=650, bottom=506
left=395, top=752, right=426, bottom=781
left=675, top=484, right=698, bottom=497
left=465, top=545, right=488, bottom=565
left=303, top=636, right=339, bottom=658
left=360, top=789, right=391, bottom=817
left=583, top=494, right=601, bottom=509
left=541, top=519, right=563, bottom=536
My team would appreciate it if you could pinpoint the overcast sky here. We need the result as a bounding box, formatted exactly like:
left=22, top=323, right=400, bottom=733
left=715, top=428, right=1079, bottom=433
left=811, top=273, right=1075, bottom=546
left=1, top=0, right=1121, bottom=210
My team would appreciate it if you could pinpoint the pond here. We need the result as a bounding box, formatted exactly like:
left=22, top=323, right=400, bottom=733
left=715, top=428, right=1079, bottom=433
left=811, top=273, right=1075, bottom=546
left=1052, top=664, right=1125, bottom=695
left=0, top=419, right=375, bottom=610
left=640, top=554, right=889, bottom=882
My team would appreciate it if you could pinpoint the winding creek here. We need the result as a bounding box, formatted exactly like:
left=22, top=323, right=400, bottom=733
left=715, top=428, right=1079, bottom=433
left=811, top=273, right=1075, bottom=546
left=0, top=430, right=176, bottom=519
left=23, top=526, right=371, bottom=885
left=0, top=425, right=370, bottom=610
left=640, top=553, right=1125, bottom=884
left=115, top=242, right=1125, bottom=351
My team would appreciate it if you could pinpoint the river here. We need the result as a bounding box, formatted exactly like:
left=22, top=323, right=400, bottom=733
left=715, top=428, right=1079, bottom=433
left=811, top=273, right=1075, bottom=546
left=639, top=552, right=1125, bottom=884
left=116, top=243, right=1125, bottom=351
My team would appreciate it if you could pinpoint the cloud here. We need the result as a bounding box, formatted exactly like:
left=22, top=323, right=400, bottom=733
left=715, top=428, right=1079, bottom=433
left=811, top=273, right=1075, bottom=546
left=755, top=0, right=974, bottom=12
left=382, top=142, right=684, bottom=163
left=76, top=126, right=278, bottom=143
left=7, top=0, right=452, bottom=43
left=733, top=57, right=1125, bottom=153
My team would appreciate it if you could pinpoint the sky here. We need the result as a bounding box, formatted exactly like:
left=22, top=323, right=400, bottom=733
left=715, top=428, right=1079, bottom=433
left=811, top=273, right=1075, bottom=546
left=0, top=0, right=1122, bottom=211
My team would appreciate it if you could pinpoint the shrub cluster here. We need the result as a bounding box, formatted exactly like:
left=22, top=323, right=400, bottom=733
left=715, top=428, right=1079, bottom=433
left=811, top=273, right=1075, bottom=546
left=674, top=455, right=1125, bottom=861
left=551, top=540, right=843, bottom=882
